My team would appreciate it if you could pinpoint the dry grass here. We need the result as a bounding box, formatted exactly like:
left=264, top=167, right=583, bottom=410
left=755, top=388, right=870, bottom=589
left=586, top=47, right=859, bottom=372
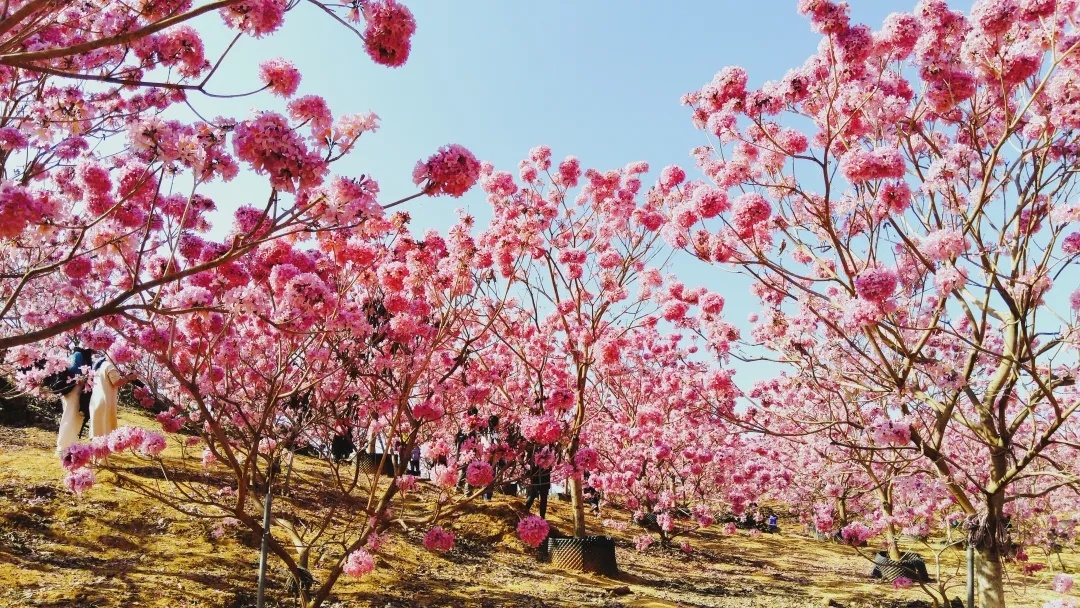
left=0, top=407, right=1075, bottom=608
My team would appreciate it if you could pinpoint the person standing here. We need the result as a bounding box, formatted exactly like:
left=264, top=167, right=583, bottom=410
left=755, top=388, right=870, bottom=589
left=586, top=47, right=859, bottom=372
left=89, top=355, right=138, bottom=439
left=55, top=348, right=94, bottom=456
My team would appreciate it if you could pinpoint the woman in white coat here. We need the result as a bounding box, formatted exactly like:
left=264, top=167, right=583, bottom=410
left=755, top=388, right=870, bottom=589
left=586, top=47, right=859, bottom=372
left=89, top=356, right=138, bottom=439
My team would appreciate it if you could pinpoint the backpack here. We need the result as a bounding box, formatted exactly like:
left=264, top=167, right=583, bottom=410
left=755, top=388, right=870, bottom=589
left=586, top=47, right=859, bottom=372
left=35, top=350, right=91, bottom=396
left=41, top=365, right=78, bottom=395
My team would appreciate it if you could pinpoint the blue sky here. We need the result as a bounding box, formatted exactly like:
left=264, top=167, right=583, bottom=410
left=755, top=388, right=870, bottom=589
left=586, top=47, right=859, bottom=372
left=187, top=2, right=950, bottom=384
left=195, top=1, right=911, bottom=221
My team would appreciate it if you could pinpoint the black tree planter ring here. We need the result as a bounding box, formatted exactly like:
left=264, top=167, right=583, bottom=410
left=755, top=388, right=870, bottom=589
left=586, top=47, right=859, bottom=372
left=538, top=536, right=618, bottom=576
left=870, top=551, right=929, bottom=582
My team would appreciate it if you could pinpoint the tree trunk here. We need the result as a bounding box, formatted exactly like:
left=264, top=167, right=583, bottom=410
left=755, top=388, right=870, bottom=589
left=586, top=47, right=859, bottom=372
left=975, top=546, right=1005, bottom=608
left=568, top=476, right=587, bottom=537
left=883, top=521, right=902, bottom=561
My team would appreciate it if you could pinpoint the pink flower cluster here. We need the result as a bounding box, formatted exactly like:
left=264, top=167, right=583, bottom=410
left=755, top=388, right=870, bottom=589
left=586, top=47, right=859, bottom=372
left=730, top=192, right=771, bottom=237
left=867, top=420, right=910, bottom=447
left=840, top=522, right=874, bottom=546
left=1052, top=574, right=1075, bottom=594
left=258, top=58, right=301, bottom=97
left=853, top=267, right=898, bottom=302
left=516, top=515, right=550, bottom=548
left=413, top=144, right=481, bottom=197
left=63, top=468, right=96, bottom=495
left=363, top=0, right=417, bottom=67
left=342, top=549, right=376, bottom=577
left=465, top=460, right=494, bottom=487
left=233, top=112, right=327, bottom=193
left=423, top=526, right=455, bottom=553
left=521, top=414, right=562, bottom=445
left=58, top=427, right=167, bottom=494
left=839, top=147, right=905, bottom=184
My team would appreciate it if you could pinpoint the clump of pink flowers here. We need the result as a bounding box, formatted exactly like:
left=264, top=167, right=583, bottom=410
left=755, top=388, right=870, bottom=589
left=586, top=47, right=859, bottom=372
left=853, top=266, right=898, bottom=302
left=840, top=522, right=874, bottom=546
left=517, top=515, right=551, bottom=548
left=423, top=526, right=455, bottom=553
left=465, top=461, right=494, bottom=487
left=867, top=419, right=911, bottom=447
left=1052, top=574, right=1075, bottom=594
left=633, top=534, right=655, bottom=551
left=63, top=468, right=95, bottom=494
left=362, top=0, right=416, bottom=67
left=258, top=58, right=301, bottom=97
left=413, top=144, right=481, bottom=198
left=342, top=549, right=375, bottom=577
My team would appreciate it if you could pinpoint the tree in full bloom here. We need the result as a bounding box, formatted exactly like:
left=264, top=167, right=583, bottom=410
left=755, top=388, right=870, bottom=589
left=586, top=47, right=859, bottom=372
left=475, top=146, right=732, bottom=537
left=662, top=1, right=1080, bottom=605
left=67, top=212, right=494, bottom=608
left=584, top=324, right=740, bottom=547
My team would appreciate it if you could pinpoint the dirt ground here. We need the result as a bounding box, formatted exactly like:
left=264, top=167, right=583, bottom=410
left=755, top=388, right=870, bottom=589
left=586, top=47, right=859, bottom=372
left=0, top=406, right=1074, bottom=608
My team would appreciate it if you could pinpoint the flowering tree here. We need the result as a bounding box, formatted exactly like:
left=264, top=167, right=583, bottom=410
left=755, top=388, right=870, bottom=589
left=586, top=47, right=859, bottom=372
left=475, top=147, right=732, bottom=537
left=585, top=323, right=738, bottom=547
left=662, top=1, right=1080, bottom=605
left=0, top=0, right=440, bottom=383
left=60, top=206, right=498, bottom=608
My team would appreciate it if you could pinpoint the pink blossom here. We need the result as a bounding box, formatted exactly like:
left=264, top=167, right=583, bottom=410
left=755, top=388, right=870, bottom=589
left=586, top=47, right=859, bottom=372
left=202, top=449, right=217, bottom=468
left=529, top=145, right=552, bottom=171
left=919, top=229, right=968, bottom=262
left=233, top=112, right=327, bottom=193
left=659, top=165, right=686, bottom=189
left=699, top=292, right=725, bottom=315
left=840, top=147, right=906, bottom=184
left=89, top=437, right=111, bottom=461
left=557, top=156, right=581, bottom=187
left=1052, top=574, right=1075, bottom=594
left=522, top=415, right=562, bottom=445
left=220, top=0, right=286, bottom=37
left=413, top=144, right=480, bottom=197
left=258, top=58, right=301, bottom=97
left=465, top=460, right=494, bottom=487
left=573, top=447, right=599, bottom=472
left=693, top=186, right=729, bottom=219
left=431, top=464, right=457, bottom=489
left=107, top=427, right=147, bottom=453
left=396, top=475, right=418, bottom=492
left=934, top=266, right=967, bottom=296
left=893, top=576, right=914, bottom=589
left=423, top=526, right=455, bottom=552
left=412, top=399, right=444, bottom=422
left=730, top=192, right=772, bottom=237
left=516, top=515, right=550, bottom=548
left=840, top=522, right=874, bottom=546
left=854, top=267, right=898, bottom=302
left=633, top=534, right=655, bottom=551
left=63, top=468, right=95, bottom=494
left=722, top=522, right=738, bottom=535
left=61, top=444, right=92, bottom=471
left=342, top=549, right=376, bottom=577
left=363, top=0, right=416, bottom=67
left=867, top=420, right=911, bottom=447
left=1063, top=232, right=1080, bottom=255
left=139, top=432, right=167, bottom=456
left=63, top=257, right=93, bottom=280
